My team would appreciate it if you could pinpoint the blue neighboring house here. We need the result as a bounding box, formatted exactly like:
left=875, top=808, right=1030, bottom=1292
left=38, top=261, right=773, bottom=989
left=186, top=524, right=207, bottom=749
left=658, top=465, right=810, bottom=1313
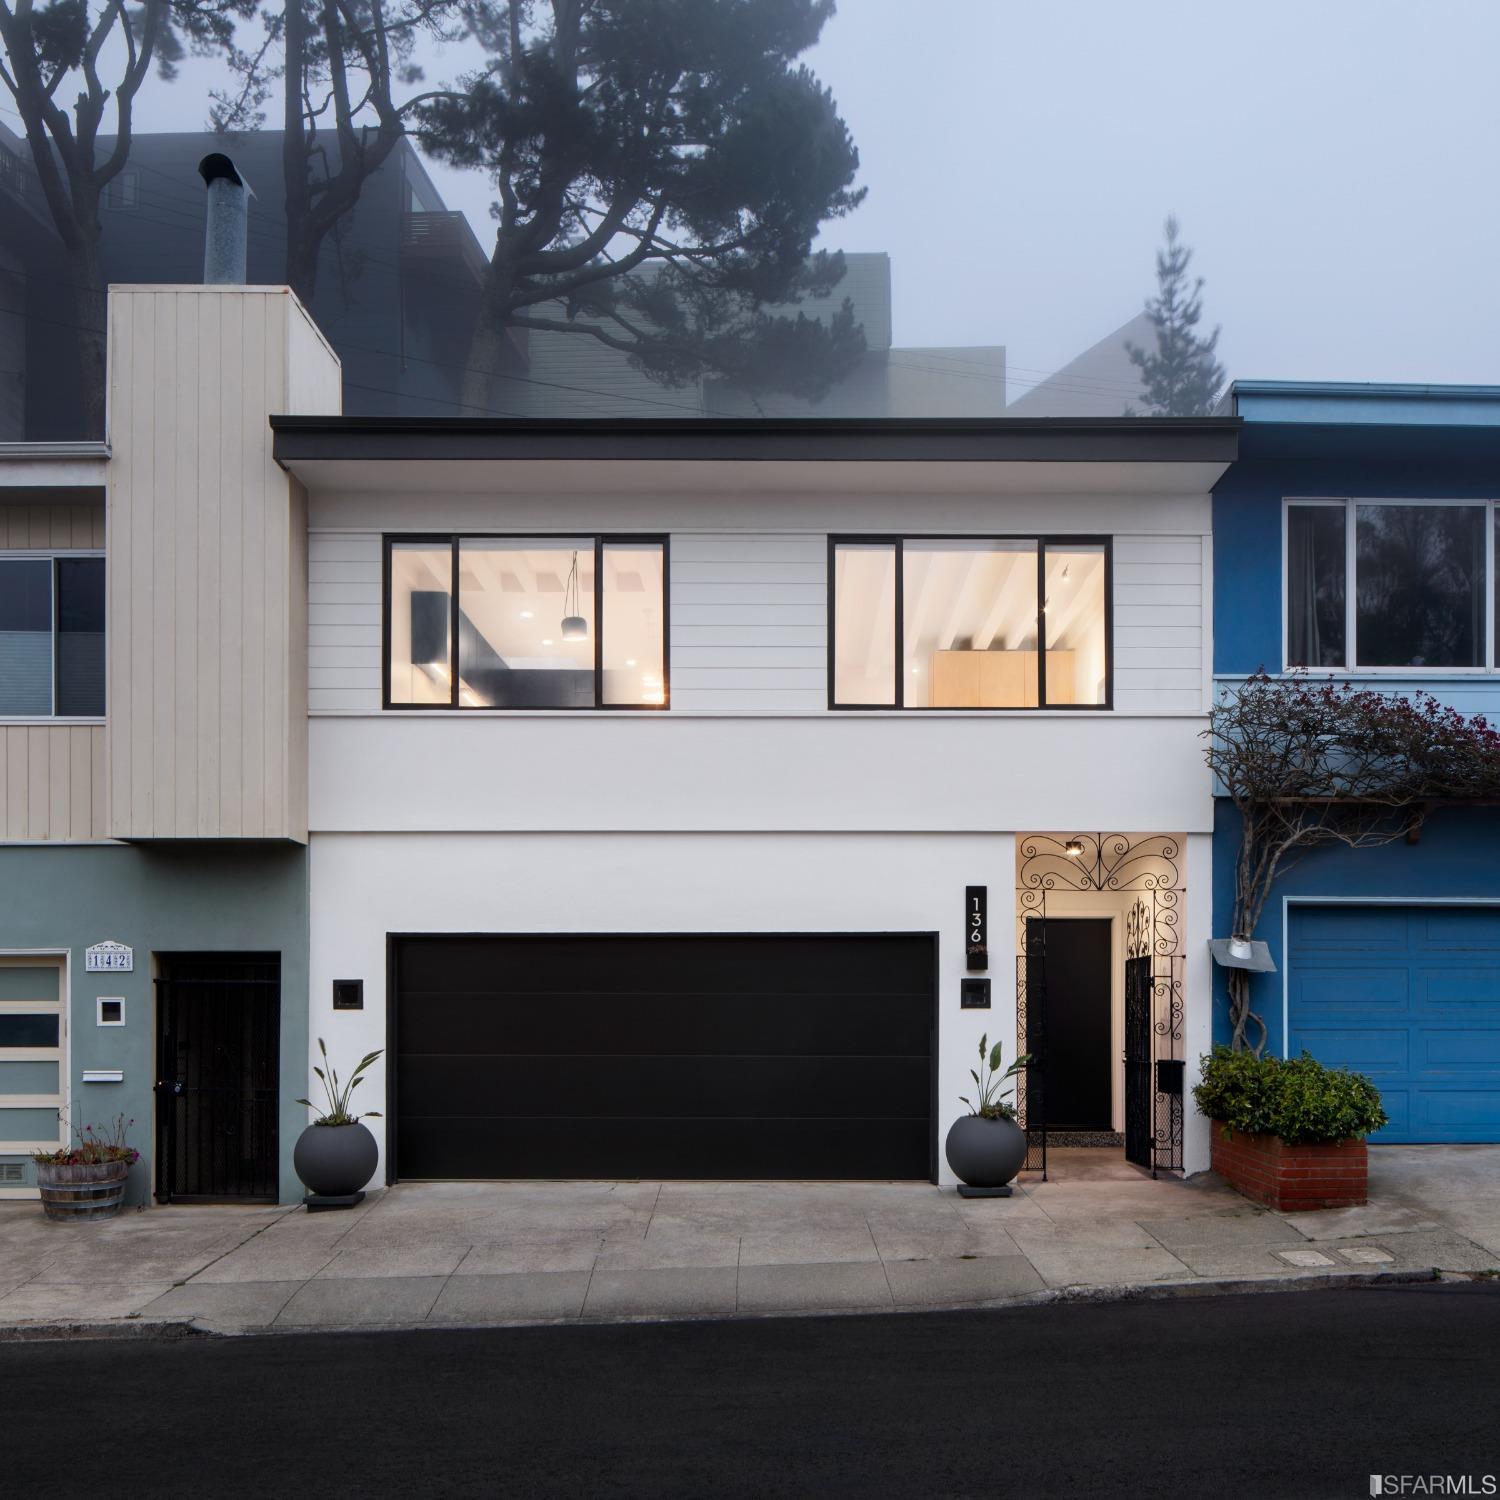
left=1212, top=381, right=1500, bottom=1143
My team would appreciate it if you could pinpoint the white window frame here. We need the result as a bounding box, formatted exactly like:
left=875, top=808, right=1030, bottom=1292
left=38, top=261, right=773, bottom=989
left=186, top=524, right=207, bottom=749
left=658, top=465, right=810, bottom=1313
left=0, top=549, right=107, bottom=723
left=0, top=952, right=68, bottom=1197
left=1282, top=497, right=1498, bottom=675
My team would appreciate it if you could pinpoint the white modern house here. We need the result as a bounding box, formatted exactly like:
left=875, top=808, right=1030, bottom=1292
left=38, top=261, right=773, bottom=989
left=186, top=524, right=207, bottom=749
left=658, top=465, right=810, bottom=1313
left=278, top=409, right=1236, bottom=1186
left=1, top=272, right=1236, bottom=1202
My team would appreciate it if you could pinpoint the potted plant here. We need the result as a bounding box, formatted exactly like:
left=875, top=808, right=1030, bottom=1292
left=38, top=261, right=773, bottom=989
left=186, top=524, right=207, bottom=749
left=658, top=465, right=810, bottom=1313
left=32, top=1115, right=140, bottom=1223
left=294, top=1039, right=383, bottom=1207
left=945, top=1033, right=1031, bottom=1197
left=1193, top=1046, right=1388, bottom=1211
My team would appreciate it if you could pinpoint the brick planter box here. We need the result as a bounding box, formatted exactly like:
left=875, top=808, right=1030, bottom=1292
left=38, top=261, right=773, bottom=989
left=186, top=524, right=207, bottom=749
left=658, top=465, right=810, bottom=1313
left=1210, top=1125, right=1368, bottom=1212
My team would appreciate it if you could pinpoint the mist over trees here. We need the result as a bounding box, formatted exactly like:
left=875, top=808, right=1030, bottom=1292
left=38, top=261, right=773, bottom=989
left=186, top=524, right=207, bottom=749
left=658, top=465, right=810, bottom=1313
left=0, top=0, right=256, bottom=433
left=211, top=0, right=468, bottom=301
left=414, top=0, right=867, bottom=413
left=1125, top=214, right=1225, bottom=417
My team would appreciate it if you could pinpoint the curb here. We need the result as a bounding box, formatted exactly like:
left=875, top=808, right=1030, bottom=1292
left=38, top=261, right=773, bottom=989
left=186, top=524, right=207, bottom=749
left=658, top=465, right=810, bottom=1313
left=0, top=1265, right=1444, bottom=1344
left=0, top=1317, right=209, bottom=1345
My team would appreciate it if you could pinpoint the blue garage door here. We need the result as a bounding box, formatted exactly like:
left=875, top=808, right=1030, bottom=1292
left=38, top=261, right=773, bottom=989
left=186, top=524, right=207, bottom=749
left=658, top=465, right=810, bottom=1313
left=1288, top=905, right=1500, bottom=1143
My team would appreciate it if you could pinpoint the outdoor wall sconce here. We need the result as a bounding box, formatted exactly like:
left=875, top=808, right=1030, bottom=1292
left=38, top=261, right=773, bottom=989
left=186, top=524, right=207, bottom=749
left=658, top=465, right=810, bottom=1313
left=1208, top=937, right=1276, bottom=972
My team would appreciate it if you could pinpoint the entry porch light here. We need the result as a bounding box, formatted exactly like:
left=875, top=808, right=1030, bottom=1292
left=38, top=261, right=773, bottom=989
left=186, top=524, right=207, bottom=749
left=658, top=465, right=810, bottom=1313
left=1208, top=935, right=1276, bottom=972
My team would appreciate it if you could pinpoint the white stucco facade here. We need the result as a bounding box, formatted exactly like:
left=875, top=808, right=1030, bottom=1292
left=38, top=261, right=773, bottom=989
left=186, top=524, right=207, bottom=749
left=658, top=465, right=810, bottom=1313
left=294, top=446, right=1227, bottom=1189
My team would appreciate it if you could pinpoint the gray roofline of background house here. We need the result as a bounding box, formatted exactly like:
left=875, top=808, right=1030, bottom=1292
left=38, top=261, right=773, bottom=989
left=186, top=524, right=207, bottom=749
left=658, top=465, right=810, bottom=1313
left=269, top=414, right=1240, bottom=465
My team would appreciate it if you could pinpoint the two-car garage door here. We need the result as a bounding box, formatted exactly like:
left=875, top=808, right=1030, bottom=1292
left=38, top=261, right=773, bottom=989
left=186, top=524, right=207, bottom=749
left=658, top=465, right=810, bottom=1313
left=1288, top=905, right=1500, bottom=1142
left=391, top=934, right=936, bottom=1180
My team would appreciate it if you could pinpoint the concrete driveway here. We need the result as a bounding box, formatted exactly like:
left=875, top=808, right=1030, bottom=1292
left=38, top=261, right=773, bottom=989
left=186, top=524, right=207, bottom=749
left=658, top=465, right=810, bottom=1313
left=1, top=1146, right=1496, bottom=1335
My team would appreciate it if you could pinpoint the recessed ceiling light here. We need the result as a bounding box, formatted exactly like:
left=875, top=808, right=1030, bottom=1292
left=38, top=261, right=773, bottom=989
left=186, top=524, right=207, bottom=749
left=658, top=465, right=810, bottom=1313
left=625, top=659, right=637, bottom=667
left=911, top=666, right=921, bottom=675
left=519, top=610, right=534, bottom=619
left=541, top=638, right=554, bottom=647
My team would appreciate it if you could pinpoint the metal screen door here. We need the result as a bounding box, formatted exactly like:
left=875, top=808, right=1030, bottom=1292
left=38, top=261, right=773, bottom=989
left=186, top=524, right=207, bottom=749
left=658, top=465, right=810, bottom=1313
left=155, top=954, right=280, bottom=1202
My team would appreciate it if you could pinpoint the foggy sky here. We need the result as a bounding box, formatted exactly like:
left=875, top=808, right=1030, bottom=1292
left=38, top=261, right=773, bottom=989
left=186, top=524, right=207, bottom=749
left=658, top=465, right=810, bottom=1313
left=49, top=0, right=1500, bottom=398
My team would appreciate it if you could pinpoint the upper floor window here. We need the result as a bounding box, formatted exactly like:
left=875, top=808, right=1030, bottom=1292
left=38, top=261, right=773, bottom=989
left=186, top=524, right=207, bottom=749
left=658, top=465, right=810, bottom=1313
left=0, top=554, right=105, bottom=718
left=1286, top=500, right=1495, bottom=671
left=384, top=536, right=668, bottom=709
left=830, top=536, right=1111, bottom=709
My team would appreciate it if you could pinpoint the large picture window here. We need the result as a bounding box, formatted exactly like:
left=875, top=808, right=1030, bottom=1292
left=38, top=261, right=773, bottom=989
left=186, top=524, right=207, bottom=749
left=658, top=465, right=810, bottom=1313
left=1286, top=500, right=1495, bottom=671
left=384, top=536, right=668, bottom=709
left=0, top=554, right=105, bottom=719
left=830, top=536, right=1110, bottom=709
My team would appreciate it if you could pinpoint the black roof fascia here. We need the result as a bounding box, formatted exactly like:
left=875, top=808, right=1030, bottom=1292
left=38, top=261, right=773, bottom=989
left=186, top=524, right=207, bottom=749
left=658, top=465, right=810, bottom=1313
left=271, top=415, right=1240, bottom=465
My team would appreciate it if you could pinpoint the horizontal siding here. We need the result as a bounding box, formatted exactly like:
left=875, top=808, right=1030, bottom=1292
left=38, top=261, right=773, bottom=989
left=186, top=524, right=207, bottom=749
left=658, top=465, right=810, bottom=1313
left=308, top=532, right=382, bottom=713
left=669, top=534, right=827, bottom=710
left=1112, top=533, right=1204, bottom=712
left=0, top=725, right=106, bottom=839
left=310, top=527, right=1201, bottom=716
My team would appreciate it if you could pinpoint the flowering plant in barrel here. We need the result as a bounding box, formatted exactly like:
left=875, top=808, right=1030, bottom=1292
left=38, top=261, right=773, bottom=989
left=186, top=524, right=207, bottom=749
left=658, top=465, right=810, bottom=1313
left=32, top=1114, right=139, bottom=1222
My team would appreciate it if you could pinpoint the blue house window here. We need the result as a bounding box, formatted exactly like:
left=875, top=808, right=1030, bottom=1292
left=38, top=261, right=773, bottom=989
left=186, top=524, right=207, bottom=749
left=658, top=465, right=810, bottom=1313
left=1285, top=499, right=1495, bottom=672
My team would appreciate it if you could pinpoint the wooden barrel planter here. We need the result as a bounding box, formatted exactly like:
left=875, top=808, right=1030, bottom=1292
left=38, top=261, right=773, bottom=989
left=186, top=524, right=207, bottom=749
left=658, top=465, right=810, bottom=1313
left=35, top=1160, right=130, bottom=1222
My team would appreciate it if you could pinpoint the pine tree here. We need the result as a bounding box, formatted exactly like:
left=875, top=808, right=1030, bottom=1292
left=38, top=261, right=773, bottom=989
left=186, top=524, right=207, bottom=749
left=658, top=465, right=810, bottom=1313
left=1125, top=215, right=1226, bottom=416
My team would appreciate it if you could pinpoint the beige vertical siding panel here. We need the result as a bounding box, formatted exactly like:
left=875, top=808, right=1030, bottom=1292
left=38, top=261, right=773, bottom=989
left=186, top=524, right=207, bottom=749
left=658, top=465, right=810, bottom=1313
left=5, top=728, right=24, bottom=837
left=28, top=503, right=48, bottom=547
left=173, top=291, right=200, bottom=836
left=90, top=726, right=106, bottom=837
left=217, top=293, right=245, bottom=837
left=50, top=506, right=71, bottom=548
left=47, top=731, right=69, bottom=838
left=70, top=504, right=91, bottom=549
left=107, top=295, right=131, bottom=837
left=69, top=726, right=90, bottom=838
left=237, top=295, right=266, bottom=837
left=195, top=298, right=222, bottom=838
left=260, top=303, right=288, bottom=835
left=91, top=503, right=105, bottom=549
left=151, top=292, right=177, bottom=833
left=101, top=287, right=328, bottom=843
left=0, top=729, right=9, bottom=838
left=26, top=728, right=48, bottom=840
left=128, top=292, right=155, bottom=834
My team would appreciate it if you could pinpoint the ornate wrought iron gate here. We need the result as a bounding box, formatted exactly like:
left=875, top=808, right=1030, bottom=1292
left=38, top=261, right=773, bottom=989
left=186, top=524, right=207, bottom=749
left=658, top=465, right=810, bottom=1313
left=154, top=954, right=281, bottom=1202
left=1123, top=921, right=1154, bottom=1169
left=1018, top=835, right=1185, bottom=1177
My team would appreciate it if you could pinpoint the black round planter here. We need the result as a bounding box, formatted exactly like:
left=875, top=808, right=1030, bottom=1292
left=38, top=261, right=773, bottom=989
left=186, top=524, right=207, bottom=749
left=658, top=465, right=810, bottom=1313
left=293, top=1121, right=378, bottom=1198
left=945, top=1114, right=1027, bottom=1189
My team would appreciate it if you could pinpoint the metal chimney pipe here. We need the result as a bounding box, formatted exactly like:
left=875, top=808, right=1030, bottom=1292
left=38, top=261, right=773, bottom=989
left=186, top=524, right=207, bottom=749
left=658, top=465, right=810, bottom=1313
left=198, top=153, right=251, bottom=284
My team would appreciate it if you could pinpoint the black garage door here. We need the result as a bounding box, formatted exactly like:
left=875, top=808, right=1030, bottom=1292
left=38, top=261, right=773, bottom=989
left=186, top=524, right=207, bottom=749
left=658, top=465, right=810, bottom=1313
left=391, top=934, right=936, bottom=1180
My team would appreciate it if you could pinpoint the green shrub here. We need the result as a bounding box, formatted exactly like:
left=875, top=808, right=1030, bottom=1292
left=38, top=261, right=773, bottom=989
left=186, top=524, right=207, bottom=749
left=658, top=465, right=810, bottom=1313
left=1192, top=1046, right=1388, bottom=1144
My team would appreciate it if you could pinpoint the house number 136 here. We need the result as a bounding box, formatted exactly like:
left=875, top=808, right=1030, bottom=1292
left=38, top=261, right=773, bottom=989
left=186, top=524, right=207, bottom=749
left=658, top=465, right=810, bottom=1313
left=966, top=886, right=987, bottom=972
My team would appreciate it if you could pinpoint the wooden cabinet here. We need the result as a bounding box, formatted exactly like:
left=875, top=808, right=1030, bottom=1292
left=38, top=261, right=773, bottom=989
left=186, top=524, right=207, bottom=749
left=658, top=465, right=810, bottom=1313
left=928, top=650, right=1074, bottom=707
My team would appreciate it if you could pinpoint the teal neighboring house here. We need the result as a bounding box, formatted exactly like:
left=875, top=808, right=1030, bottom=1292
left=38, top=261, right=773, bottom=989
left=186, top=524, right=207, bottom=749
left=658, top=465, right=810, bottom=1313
left=0, top=285, right=340, bottom=1205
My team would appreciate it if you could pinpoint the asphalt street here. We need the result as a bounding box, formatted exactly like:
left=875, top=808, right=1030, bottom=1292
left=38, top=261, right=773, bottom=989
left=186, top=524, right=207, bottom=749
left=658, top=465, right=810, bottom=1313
left=4, top=1282, right=1497, bottom=1499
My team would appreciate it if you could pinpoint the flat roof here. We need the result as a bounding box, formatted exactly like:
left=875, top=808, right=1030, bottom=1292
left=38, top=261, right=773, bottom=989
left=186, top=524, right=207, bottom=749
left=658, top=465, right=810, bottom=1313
left=270, top=414, right=1240, bottom=466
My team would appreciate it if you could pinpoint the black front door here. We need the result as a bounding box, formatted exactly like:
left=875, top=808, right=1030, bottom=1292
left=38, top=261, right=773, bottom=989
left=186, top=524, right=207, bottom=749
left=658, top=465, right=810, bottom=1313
left=1030, top=919, right=1112, bottom=1132
left=390, top=933, right=936, bottom=1181
left=154, top=954, right=280, bottom=1202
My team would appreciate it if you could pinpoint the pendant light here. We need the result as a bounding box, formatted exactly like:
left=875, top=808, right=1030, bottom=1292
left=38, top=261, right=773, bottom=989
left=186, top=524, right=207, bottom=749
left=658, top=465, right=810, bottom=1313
left=560, top=549, right=588, bottom=642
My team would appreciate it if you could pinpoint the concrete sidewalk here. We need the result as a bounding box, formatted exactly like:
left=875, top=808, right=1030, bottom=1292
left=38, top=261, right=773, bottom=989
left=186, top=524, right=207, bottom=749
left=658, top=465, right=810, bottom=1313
left=2, top=1146, right=1496, bottom=1336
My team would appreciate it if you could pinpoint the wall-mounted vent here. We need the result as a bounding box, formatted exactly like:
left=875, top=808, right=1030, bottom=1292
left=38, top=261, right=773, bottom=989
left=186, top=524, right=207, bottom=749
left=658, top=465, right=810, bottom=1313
left=0, top=1163, right=24, bottom=1183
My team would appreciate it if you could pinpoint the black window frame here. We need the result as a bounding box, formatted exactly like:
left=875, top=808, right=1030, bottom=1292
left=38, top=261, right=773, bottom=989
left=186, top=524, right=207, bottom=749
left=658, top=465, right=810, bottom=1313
left=826, top=534, right=1114, bottom=711
left=381, top=533, right=671, bottom=711
left=0, top=551, right=107, bottom=721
